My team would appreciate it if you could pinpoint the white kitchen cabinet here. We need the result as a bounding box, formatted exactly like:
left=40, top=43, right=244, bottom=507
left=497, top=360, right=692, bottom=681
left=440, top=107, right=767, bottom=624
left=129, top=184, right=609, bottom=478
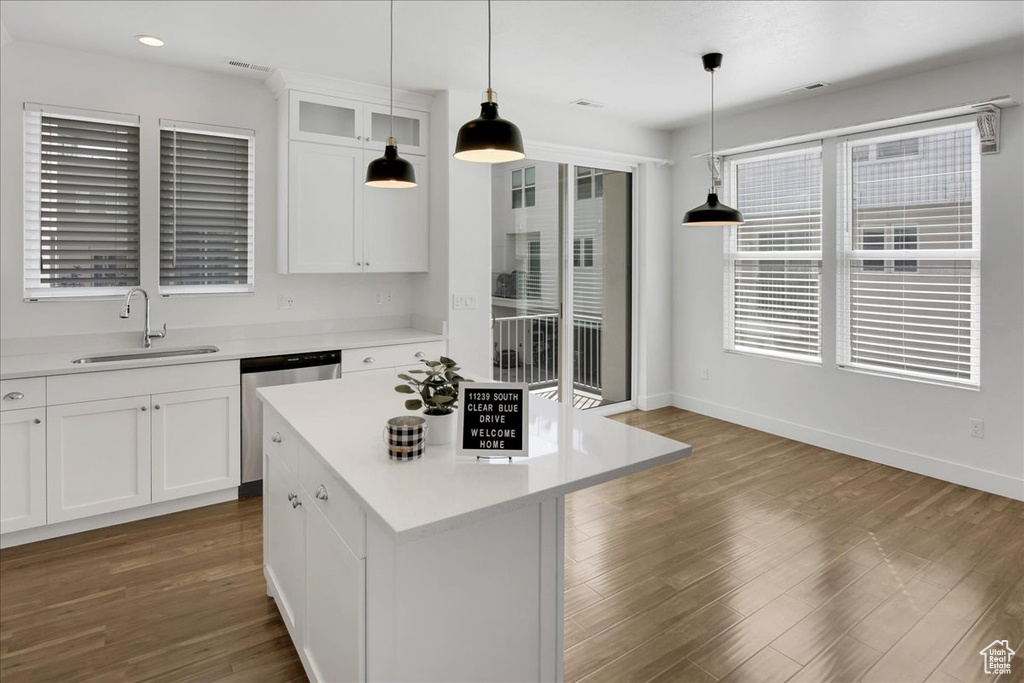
left=305, top=503, right=366, bottom=682
left=265, top=454, right=306, bottom=641
left=363, top=103, right=429, bottom=155
left=362, top=150, right=428, bottom=273
left=0, top=407, right=47, bottom=534
left=46, top=396, right=152, bottom=523
left=288, top=141, right=363, bottom=273
left=277, top=87, right=430, bottom=275
left=152, top=386, right=240, bottom=503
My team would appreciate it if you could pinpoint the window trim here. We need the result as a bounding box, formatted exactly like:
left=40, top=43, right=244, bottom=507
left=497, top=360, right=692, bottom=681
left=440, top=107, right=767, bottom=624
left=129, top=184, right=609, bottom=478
left=23, top=103, right=141, bottom=301
left=836, top=115, right=981, bottom=388
left=158, top=119, right=256, bottom=296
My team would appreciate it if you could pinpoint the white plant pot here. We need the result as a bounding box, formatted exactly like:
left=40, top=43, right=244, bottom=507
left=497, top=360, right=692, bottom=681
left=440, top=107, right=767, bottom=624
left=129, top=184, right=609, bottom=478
left=423, top=412, right=456, bottom=446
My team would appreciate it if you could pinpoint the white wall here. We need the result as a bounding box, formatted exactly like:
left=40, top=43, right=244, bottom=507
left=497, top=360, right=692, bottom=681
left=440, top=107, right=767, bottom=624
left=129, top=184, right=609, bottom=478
left=672, top=49, right=1024, bottom=499
left=439, top=88, right=674, bottom=404
left=0, top=42, right=416, bottom=343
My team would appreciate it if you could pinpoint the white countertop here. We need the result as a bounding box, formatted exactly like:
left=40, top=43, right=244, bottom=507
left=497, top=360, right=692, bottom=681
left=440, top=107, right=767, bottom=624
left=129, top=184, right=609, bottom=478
left=0, top=327, right=444, bottom=380
left=258, top=370, right=691, bottom=543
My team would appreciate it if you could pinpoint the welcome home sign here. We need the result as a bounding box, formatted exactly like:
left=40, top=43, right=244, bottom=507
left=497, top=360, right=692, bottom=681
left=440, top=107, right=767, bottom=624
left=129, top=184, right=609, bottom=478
left=457, top=382, right=529, bottom=458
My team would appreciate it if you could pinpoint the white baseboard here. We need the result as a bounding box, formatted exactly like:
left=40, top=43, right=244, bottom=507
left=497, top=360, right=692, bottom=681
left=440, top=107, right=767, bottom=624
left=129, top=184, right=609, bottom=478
left=638, top=393, right=673, bottom=411
left=0, top=488, right=239, bottom=549
left=672, top=394, right=1024, bottom=502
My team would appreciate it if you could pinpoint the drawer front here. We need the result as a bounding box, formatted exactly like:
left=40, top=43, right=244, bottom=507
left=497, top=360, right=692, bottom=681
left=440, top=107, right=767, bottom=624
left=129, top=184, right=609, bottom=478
left=47, top=361, right=239, bottom=405
left=264, top=408, right=298, bottom=475
left=341, top=341, right=445, bottom=374
left=0, top=377, right=46, bottom=411
left=298, top=442, right=365, bottom=558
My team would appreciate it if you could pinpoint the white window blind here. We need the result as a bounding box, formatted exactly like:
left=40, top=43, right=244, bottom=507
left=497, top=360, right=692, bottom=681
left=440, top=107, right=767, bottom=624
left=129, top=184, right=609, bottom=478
left=725, top=147, right=823, bottom=362
left=837, top=121, right=980, bottom=387
left=159, top=122, right=255, bottom=294
left=23, top=105, right=141, bottom=299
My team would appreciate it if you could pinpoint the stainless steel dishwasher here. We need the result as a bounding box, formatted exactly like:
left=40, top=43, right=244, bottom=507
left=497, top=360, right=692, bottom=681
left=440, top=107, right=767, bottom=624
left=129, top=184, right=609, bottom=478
left=239, top=350, right=341, bottom=495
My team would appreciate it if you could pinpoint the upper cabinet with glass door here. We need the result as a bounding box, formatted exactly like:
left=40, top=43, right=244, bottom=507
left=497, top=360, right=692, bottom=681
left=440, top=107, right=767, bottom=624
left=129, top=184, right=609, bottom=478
left=289, top=92, right=428, bottom=156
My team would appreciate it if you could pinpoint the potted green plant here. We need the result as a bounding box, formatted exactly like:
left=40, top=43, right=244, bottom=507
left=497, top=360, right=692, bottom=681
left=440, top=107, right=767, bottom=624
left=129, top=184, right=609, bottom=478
left=395, top=357, right=470, bottom=445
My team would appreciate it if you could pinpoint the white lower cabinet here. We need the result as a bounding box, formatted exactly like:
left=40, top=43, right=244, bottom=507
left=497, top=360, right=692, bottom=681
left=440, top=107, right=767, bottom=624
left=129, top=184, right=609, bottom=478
left=152, top=386, right=240, bottom=502
left=0, top=407, right=47, bottom=534
left=305, top=501, right=366, bottom=682
left=266, top=455, right=306, bottom=639
left=265, top=422, right=366, bottom=683
left=46, top=396, right=152, bottom=523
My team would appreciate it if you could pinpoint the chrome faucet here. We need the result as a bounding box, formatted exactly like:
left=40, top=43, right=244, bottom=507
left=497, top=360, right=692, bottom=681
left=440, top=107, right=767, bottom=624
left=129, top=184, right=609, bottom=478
left=120, top=287, right=167, bottom=348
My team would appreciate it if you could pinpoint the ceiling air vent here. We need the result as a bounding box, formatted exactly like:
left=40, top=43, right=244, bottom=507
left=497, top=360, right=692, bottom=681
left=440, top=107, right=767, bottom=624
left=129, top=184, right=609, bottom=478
left=226, top=58, right=274, bottom=74
left=571, top=98, right=606, bottom=109
left=784, top=81, right=831, bottom=95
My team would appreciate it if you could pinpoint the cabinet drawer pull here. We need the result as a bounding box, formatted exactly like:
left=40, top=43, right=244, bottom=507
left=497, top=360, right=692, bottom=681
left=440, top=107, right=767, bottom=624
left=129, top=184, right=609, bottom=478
left=315, top=484, right=329, bottom=501
left=33, top=418, right=42, bottom=425
left=3, top=392, right=25, bottom=401
left=363, top=357, right=375, bottom=364
left=292, top=498, right=303, bottom=509
left=414, top=351, right=426, bottom=358
left=272, top=432, right=283, bottom=443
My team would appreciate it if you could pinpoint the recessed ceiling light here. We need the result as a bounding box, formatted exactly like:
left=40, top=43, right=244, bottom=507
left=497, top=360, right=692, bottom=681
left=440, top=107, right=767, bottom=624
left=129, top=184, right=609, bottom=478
left=136, top=35, right=165, bottom=47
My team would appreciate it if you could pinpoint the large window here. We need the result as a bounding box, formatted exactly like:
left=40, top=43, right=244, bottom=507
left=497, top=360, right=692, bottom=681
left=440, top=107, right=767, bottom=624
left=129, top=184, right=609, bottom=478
left=838, top=121, right=980, bottom=386
left=724, top=147, right=823, bottom=362
left=23, top=105, right=141, bottom=299
left=159, top=121, right=255, bottom=294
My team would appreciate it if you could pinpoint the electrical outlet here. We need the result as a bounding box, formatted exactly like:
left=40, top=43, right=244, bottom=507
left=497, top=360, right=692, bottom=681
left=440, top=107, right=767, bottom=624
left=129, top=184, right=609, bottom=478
left=278, top=294, right=295, bottom=310
left=452, top=294, right=478, bottom=310
left=969, top=418, right=984, bottom=439
left=700, top=368, right=709, bottom=380
left=375, top=291, right=393, bottom=305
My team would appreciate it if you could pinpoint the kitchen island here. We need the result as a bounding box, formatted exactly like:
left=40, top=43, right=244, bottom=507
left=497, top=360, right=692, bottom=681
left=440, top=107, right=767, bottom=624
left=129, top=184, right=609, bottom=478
left=258, top=370, right=691, bottom=682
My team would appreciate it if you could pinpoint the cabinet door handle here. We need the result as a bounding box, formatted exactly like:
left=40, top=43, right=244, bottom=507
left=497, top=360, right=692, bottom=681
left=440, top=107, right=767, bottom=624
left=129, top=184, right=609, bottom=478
left=33, top=418, right=42, bottom=425
left=414, top=351, right=426, bottom=358
left=363, top=357, right=375, bottom=364
left=154, top=404, right=161, bottom=410
left=292, top=498, right=303, bottom=509
left=141, top=405, right=148, bottom=412
left=315, top=484, right=329, bottom=501
left=365, top=262, right=370, bottom=267
left=357, top=261, right=363, bottom=266
left=272, top=432, right=282, bottom=443
left=287, top=493, right=296, bottom=502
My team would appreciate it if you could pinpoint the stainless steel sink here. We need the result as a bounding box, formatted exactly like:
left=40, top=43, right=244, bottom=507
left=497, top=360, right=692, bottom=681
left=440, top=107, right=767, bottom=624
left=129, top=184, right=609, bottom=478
left=72, top=345, right=220, bottom=364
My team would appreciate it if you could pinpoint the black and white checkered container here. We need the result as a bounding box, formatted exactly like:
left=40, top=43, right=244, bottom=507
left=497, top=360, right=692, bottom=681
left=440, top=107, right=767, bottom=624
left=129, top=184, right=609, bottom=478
left=383, top=416, right=428, bottom=461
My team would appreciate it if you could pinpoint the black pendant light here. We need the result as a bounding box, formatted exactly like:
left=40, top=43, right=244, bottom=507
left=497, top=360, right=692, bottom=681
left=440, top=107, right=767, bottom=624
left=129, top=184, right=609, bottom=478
left=682, top=52, right=743, bottom=226
left=453, top=0, right=525, bottom=163
left=366, top=0, right=417, bottom=188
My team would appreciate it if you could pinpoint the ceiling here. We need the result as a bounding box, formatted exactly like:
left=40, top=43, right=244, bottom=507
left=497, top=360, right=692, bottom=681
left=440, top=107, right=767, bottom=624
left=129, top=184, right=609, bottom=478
left=1, top=1, right=1022, bottom=130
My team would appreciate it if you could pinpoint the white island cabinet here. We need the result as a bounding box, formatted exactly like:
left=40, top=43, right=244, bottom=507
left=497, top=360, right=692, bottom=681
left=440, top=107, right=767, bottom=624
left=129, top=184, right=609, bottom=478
left=259, top=372, right=691, bottom=682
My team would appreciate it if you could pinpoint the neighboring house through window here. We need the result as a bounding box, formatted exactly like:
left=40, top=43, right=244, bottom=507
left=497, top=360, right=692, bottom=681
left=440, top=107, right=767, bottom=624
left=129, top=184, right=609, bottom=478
left=512, top=166, right=535, bottom=209
left=576, top=167, right=603, bottom=200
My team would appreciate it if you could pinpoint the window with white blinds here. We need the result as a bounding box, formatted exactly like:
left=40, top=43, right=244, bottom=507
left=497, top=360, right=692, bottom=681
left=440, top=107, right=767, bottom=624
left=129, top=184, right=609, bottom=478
left=837, top=121, right=980, bottom=387
left=159, top=121, right=255, bottom=294
left=724, top=147, right=823, bottom=362
left=23, top=105, right=141, bottom=299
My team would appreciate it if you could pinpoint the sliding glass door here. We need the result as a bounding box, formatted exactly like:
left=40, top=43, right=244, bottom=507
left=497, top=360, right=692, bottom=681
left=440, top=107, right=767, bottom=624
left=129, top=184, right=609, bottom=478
left=490, top=159, right=632, bottom=409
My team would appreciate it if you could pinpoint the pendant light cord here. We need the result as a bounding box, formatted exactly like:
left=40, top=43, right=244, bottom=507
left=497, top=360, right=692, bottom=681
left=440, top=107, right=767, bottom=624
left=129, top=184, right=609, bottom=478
left=709, top=67, right=715, bottom=188
left=390, top=0, right=394, bottom=138
left=487, top=0, right=492, bottom=91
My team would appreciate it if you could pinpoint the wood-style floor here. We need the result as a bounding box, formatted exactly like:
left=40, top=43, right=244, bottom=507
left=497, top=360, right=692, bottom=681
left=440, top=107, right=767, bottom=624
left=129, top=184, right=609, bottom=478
left=2, top=407, right=1022, bottom=682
